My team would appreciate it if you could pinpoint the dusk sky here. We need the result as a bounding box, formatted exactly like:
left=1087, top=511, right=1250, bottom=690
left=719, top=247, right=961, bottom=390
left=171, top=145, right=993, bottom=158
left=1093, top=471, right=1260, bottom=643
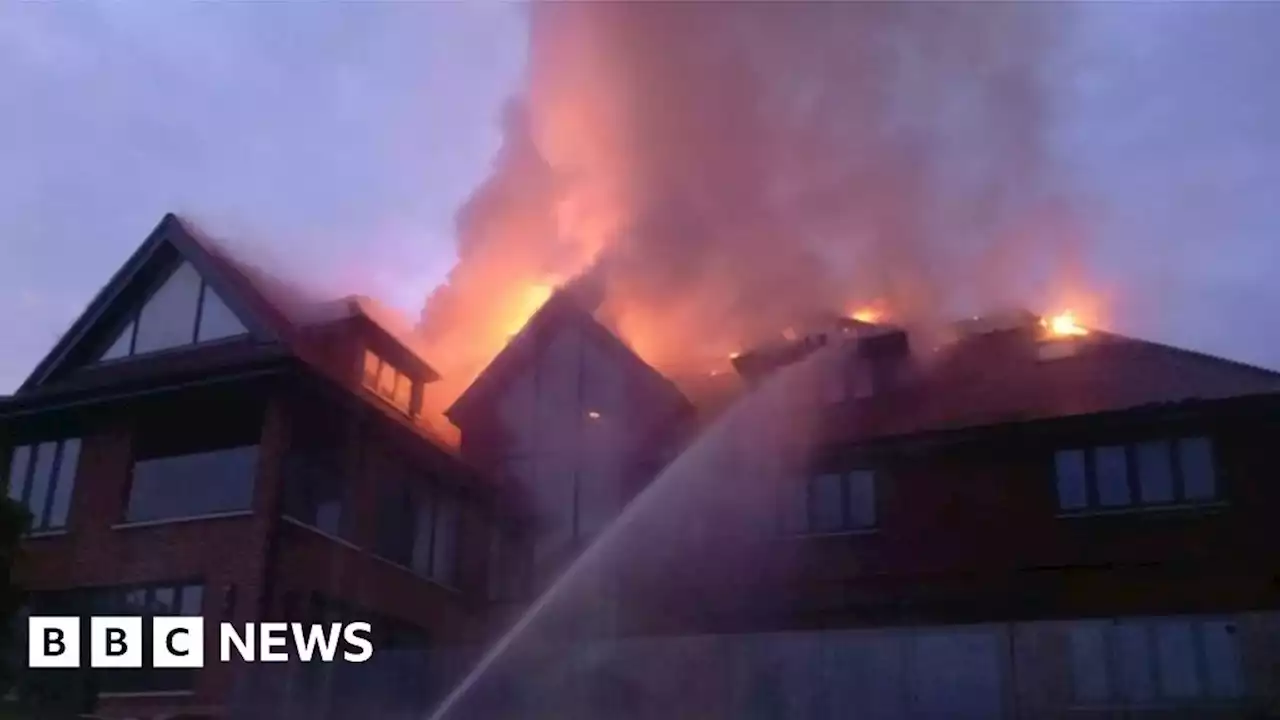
left=2, top=2, right=1279, bottom=394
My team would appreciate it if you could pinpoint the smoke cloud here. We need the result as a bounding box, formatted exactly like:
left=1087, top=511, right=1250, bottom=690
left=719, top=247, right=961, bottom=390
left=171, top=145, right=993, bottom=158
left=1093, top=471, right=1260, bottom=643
left=420, top=2, right=1082, bottom=401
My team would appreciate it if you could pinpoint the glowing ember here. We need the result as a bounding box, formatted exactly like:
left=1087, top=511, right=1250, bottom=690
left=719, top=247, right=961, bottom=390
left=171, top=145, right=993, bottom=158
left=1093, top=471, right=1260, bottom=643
left=1042, top=310, right=1088, bottom=337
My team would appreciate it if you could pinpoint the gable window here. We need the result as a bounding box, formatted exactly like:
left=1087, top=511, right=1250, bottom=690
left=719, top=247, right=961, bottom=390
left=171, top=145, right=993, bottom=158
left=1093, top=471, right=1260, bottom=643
left=373, top=461, right=460, bottom=587
left=1066, top=616, right=1244, bottom=706
left=98, top=261, right=248, bottom=362
left=785, top=470, right=877, bottom=534
left=124, top=406, right=262, bottom=523
left=362, top=349, right=415, bottom=415
left=1054, top=437, right=1219, bottom=513
left=5, top=439, right=80, bottom=532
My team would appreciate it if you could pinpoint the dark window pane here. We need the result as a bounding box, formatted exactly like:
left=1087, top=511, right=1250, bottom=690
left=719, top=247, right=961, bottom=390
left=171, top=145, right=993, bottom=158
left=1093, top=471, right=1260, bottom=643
left=1179, top=437, right=1217, bottom=501
left=100, top=321, right=133, bottom=360
left=1155, top=621, right=1201, bottom=699
left=179, top=586, right=204, bottom=617
left=375, top=483, right=415, bottom=567
left=195, top=286, right=247, bottom=342
left=1069, top=622, right=1110, bottom=703
left=6, top=445, right=30, bottom=502
left=1136, top=440, right=1174, bottom=504
left=411, top=493, right=435, bottom=576
left=1054, top=450, right=1088, bottom=510
left=1202, top=620, right=1244, bottom=698
left=1095, top=446, right=1131, bottom=507
left=811, top=473, right=844, bottom=532
left=126, top=446, right=258, bottom=522
left=47, top=438, right=80, bottom=529
left=27, top=442, right=57, bottom=529
left=847, top=471, right=876, bottom=528
left=1115, top=621, right=1155, bottom=702
left=433, top=496, right=459, bottom=586
left=152, top=587, right=176, bottom=615
left=123, top=589, right=148, bottom=614
left=134, top=262, right=202, bottom=354
left=314, top=499, right=342, bottom=535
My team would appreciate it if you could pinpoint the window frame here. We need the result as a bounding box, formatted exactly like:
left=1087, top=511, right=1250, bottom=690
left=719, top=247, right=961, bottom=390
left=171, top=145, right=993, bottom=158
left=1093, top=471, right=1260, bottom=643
left=372, top=462, right=461, bottom=588
left=788, top=468, right=879, bottom=536
left=1053, top=436, right=1222, bottom=516
left=5, top=438, right=81, bottom=533
left=1066, top=615, right=1245, bottom=707
left=123, top=443, right=260, bottom=524
left=97, top=262, right=249, bottom=364
left=360, top=349, right=418, bottom=416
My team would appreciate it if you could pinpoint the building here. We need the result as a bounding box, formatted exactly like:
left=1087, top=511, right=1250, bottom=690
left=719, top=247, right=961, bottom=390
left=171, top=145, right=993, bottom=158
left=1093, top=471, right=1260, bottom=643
left=1, top=215, right=499, bottom=719
left=414, top=310, right=1280, bottom=718
left=9, top=214, right=1280, bottom=719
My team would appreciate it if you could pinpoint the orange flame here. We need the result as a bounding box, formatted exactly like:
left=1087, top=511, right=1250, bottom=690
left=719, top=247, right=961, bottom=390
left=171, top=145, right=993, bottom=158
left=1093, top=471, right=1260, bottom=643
left=1042, top=310, right=1088, bottom=337
left=505, top=283, right=556, bottom=339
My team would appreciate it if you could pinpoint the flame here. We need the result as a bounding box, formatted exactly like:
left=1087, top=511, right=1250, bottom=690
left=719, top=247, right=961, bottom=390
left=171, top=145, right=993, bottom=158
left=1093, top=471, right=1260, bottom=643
left=1042, top=310, right=1088, bottom=337
left=850, top=307, right=882, bottom=324
left=505, top=283, right=556, bottom=339
left=848, top=298, right=889, bottom=325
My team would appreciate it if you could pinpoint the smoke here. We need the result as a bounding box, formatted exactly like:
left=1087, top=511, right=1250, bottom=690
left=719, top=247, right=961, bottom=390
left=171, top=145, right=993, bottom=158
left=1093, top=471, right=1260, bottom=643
left=420, top=1, right=1081, bottom=398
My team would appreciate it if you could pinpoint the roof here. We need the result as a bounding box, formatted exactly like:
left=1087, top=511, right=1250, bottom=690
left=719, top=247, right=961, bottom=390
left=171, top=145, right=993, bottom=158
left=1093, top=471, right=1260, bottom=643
left=446, top=288, right=695, bottom=427
left=9, top=213, right=460, bottom=447
left=823, top=320, right=1280, bottom=444
left=18, top=213, right=284, bottom=393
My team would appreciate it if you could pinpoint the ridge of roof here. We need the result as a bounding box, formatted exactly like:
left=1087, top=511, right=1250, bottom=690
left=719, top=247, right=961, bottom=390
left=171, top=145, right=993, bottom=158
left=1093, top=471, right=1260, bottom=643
left=446, top=289, right=693, bottom=425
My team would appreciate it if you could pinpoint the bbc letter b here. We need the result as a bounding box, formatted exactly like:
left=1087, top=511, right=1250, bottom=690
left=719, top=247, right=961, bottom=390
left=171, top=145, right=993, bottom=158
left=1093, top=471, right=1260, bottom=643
left=29, top=617, right=80, bottom=668
left=91, top=617, right=142, bottom=668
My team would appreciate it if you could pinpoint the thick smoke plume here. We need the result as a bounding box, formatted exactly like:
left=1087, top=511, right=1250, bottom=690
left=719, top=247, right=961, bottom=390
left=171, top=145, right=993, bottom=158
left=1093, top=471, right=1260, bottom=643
left=419, top=2, right=1082, bottom=408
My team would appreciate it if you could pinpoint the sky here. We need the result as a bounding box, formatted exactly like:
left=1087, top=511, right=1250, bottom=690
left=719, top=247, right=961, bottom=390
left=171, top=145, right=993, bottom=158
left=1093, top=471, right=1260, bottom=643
left=2, top=2, right=1279, bottom=394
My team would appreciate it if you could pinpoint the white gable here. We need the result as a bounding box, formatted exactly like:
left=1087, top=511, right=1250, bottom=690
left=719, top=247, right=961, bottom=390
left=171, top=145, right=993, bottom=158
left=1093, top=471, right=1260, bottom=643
left=97, top=261, right=248, bottom=361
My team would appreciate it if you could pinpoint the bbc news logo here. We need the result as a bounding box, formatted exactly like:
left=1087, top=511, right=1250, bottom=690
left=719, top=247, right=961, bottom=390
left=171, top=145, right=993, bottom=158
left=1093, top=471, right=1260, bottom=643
left=28, top=617, right=373, bottom=668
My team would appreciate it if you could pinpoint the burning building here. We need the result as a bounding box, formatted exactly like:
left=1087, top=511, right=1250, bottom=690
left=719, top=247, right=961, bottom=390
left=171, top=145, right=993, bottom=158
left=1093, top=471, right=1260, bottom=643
left=6, top=214, right=1280, bottom=719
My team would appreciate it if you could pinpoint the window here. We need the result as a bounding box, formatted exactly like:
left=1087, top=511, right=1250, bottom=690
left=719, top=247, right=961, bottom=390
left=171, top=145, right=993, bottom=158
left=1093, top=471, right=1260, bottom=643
left=281, top=409, right=348, bottom=537
left=373, top=463, right=461, bottom=587
left=1053, top=437, right=1219, bottom=513
left=1066, top=616, right=1244, bottom=706
left=788, top=470, right=877, bottom=534
left=6, top=438, right=80, bottom=531
left=125, top=400, right=262, bottom=523
left=361, top=349, right=416, bottom=415
left=97, top=261, right=248, bottom=361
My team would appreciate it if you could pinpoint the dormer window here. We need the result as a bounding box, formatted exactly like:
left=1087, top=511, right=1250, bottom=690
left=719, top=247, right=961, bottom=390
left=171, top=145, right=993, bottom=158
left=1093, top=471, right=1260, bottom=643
left=362, top=349, right=415, bottom=415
